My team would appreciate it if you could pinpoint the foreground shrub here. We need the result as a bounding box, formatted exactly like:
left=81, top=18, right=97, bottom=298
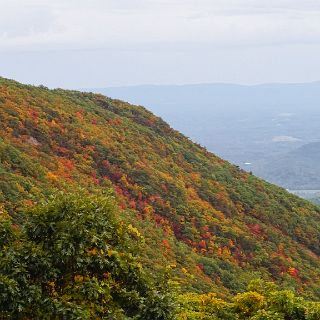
left=0, top=193, right=175, bottom=319
left=177, top=279, right=320, bottom=320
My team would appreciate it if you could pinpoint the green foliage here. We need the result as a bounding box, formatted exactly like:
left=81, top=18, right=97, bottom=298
left=177, top=292, right=234, bottom=319
left=0, top=194, right=176, bottom=319
left=178, top=280, right=320, bottom=320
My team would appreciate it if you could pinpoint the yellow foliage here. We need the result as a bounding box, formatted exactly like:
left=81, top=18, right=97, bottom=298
left=127, top=224, right=141, bottom=238
left=108, top=249, right=115, bottom=257
left=87, top=247, right=97, bottom=256
left=74, top=275, right=84, bottom=283
left=47, top=171, right=58, bottom=181
left=234, top=291, right=265, bottom=316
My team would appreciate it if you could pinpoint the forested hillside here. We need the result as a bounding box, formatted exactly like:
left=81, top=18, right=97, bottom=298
left=0, top=77, right=320, bottom=300
left=95, top=83, right=320, bottom=191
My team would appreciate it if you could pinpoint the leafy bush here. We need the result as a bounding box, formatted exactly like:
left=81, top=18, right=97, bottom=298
left=177, top=280, right=320, bottom=320
left=0, top=193, right=176, bottom=319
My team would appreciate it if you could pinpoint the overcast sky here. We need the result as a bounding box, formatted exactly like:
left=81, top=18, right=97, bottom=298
left=0, top=0, right=320, bottom=88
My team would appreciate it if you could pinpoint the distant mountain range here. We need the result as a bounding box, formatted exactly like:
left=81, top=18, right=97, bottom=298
left=88, top=82, right=320, bottom=191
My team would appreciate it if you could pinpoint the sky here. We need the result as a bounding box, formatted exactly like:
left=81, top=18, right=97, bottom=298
left=0, top=0, right=320, bottom=88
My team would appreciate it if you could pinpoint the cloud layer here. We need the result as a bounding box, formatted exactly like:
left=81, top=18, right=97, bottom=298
left=1, top=0, right=320, bottom=51
left=1, top=0, right=320, bottom=87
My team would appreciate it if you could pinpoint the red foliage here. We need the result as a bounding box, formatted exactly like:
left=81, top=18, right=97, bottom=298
left=129, top=200, right=136, bottom=209
left=60, top=158, right=75, bottom=171
left=75, top=110, right=84, bottom=120
left=288, top=267, right=299, bottom=278
left=198, top=240, right=207, bottom=249
left=202, top=232, right=211, bottom=239
left=56, top=146, right=71, bottom=156
left=197, top=263, right=204, bottom=271
left=101, top=160, right=111, bottom=168
left=162, top=239, right=171, bottom=250
left=110, top=170, right=123, bottom=182
left=114, top=186, right=124, bottom=196
left=202, top=225, right=209, bottom=232
left=30, top=109, right=39, bottom=120
left=248, top=224, right=263, bottom=236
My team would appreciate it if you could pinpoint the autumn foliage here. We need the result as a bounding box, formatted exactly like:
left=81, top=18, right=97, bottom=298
left=0, top=77, right=320, bottom=299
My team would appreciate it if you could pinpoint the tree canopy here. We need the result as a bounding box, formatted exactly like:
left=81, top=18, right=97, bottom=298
left=0, top=193, right=175, bottom=319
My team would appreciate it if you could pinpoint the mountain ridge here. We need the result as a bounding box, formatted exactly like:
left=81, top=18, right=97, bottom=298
left=88, top=80, right=320, bottom=90
left=90, top=82, right=320, bottom=191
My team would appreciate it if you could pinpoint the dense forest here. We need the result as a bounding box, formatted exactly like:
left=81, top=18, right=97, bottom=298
left=1, top=194, right=319, bottom=319
left=96, top=82, right=320, bottom=191
left=0, top=77, right=319, bottom=318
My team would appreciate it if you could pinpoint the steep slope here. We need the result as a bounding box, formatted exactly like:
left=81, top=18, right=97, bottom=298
left=0, top=77, right=320, bottom=298
left=93, top=83, right=320, bottom=191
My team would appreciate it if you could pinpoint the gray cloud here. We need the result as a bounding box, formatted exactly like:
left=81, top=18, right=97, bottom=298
left=0, top=0, right=320, bottom=87
left=1, top=0, right=320, bottom=51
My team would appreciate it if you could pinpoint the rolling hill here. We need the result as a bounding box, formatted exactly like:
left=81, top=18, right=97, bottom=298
left=254, top=142, right=320, bottom=190
left=1, top=77, right=320, bottom=299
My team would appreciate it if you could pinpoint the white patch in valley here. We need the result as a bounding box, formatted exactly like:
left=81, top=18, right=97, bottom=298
left=272, top=135, right=301, bottom=142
